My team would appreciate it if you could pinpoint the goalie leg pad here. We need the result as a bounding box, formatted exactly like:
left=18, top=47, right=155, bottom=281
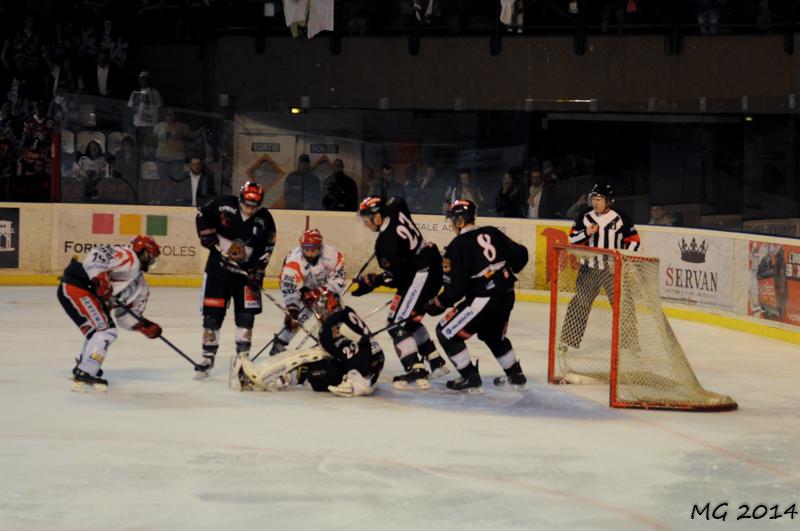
left=239, top=347, right=333, bottom=391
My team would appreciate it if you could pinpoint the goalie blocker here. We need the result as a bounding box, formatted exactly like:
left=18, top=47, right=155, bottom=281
left=234, top=306, right=385, bottom=397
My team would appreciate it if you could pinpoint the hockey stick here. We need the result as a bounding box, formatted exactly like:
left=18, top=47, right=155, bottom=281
left=251, top=326, right=286, bottom=362
left=366, top=315, right=416, bottom=339
left=363, top=299, right=392, bottom=320
left=343, top=252, right=376, bottom=295
left=261, top=290, right=320, bottom=346
left=113, top=299, right=201, bottom=369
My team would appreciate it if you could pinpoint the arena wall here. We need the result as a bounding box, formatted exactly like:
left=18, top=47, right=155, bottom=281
left=1, top=201, right=798, bottom=344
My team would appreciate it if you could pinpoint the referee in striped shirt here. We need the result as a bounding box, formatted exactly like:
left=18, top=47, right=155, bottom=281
left=560, top=183, right=641, bottom=352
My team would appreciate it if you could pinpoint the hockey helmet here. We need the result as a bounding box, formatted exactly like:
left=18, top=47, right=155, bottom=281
left=239, top=181, right=265, bottom=207
left=299, top=229, right=323, bottom=262
left=445, top=199, right=477, bottom=226
left=314, top=290, right=341, bottom=321
left=299, top=229, right=323, bottom=249
left=358, top=196, right=386, bottom=218
left=131, top=235, right=160, bottom=271
left=589, top=183, right=614, bottom=203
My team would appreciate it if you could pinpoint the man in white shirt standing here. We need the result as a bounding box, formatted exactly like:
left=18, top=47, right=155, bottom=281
left=127, top=71, right=163, bottom=158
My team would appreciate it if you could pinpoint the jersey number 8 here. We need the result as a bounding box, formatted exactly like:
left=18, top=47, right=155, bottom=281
left=477, top=233, right=496, bottom=261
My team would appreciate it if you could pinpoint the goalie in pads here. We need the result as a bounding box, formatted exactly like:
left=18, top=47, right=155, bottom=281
left=235, top=303, right=385, bottom=397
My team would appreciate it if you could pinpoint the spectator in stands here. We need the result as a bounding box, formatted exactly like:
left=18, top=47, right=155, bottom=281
left=45, top=52, right=84, bottom=97
left=495, top=168, right=526, bottom=218
left=20, top=101, right=54, bottom=176
left=364, top=166, right=382, bottom=197
left=152, top=108, right=198, bottom=203
left=382, top=164, right=405, bottom=199
left=172, top=156, right=216, bottom=207
left=74, top=139, right=110, bottom=200
left=525, top=168, right=558, bottom=219
left=649, top=205, right=676, bottom=226
left=406, top=163, right=446, bottom=214
left=83, top=48, right=123, bottom=98
left=445, top=171, right=484, bottom=211
left=565, top=193, right=588, bottom=220
left=697, top=0, right=725, bottom=35
left=111, top=135, right=138, bottom=183
left=10, top=16, right=46, bottom=102
left=284, top=153, right=321, bottom=209
left=127, top=71, right=163, bottom=156
left=323, top=158, right=359, bottom=211
left=2, top=48, right=31, bottom=115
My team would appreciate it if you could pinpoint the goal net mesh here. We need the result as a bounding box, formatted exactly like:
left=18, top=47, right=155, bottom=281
left=549, top=245, right=737, bottom=411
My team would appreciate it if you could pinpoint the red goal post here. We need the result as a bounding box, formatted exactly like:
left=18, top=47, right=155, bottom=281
left=547, top=243, right=737, bottom=412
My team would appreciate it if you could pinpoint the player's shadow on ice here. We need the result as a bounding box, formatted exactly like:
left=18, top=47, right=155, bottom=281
left=375, top=378, right=622, bottom=420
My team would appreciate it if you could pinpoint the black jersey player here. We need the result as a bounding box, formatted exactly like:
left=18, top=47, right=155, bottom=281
left=195, top=181, right=277, bottom=376
left=353, top=196, right=448, bottom=390
left=425, top=199, right=529, bottom=392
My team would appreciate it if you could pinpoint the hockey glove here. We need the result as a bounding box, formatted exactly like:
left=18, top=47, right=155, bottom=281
left=424, top=297, right=446, bottom=317
left=247, top=268, right=265, bottom=291
left=92, top=273, right=113, bottom=303
left=218, top=252, right=245, bottom=275
left=198, top=228, right=218, bottom=250
left=133, top=318, right=162, bottom=339
left=284, top=306, right=301, bottom=330
left=301, top=287, right=329, bottom=308
left=352, top=273, right=382, bottom=297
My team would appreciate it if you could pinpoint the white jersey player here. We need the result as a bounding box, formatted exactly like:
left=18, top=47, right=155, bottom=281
left=270, top=229, right=346, bottom=355
left=58, top=236, right=163, bottom=391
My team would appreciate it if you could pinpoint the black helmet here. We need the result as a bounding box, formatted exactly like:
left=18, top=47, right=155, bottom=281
left=358, top=196, right=386, bottom=217
left=239, top=181, right=264, bottom=207
left=589, top=183, right=614, bottom=203
left=445, top=199, right=477, bottom=225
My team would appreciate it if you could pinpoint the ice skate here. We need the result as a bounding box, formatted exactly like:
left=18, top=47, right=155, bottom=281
left=392, top=363, right=430, bottom=390
left=71, top=369, right=108, bottom=393
left=194, top=354, right=215, bottom=379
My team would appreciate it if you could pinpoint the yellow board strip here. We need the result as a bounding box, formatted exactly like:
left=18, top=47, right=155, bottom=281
left=3, top=274, right=799, bottom=345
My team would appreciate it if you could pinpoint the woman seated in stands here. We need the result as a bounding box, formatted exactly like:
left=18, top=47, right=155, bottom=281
left=74, top=139, right=109, bottom=200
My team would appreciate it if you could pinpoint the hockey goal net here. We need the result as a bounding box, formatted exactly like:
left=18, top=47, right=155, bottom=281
left=548, top=243, right=737, bottom=411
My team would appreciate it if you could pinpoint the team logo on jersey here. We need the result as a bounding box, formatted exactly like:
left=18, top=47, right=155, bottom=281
left=228, top=239, right=247, bottom=262
left=380, top=258, right=391, bottom=268
left=442, top=258, right=451, bottom=273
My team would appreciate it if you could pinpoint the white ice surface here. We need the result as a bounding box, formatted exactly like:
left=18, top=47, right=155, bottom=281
left=1, top=287, right=799, bottom=531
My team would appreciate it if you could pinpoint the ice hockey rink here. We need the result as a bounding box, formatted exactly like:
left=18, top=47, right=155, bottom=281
left=1, top=286, right=798, bottom=531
